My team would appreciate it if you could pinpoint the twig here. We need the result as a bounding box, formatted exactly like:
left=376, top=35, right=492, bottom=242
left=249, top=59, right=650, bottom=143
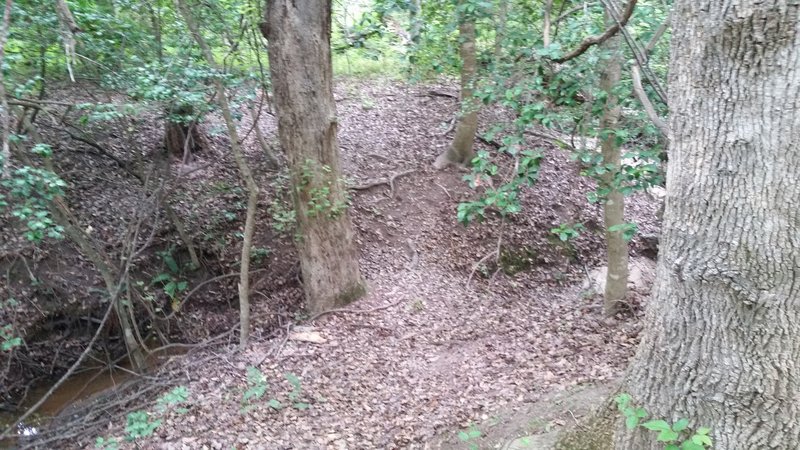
left=435, top=182, right=453, bottom=200
left=439, top=116, right=456, bottom=136
left=424, top=90, right=458, bottom=100
left=307, top=298, right=404, bottom=323
left=477, top=135, right=502, bottom=149
left=631, top=65, right=668, bottom=138
left=162, top=269, right=268, bottom=320
left=256, top=321, right=292, bottom=367
left=467, top=220, right=506, bottom=288
left=568, top=409, right=589, bottom=431
left=555, top=2, right=596, bottom=24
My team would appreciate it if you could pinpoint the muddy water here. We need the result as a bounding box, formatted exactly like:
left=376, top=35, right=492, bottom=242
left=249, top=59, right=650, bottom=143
left=1, top=347, right=185, bottom=446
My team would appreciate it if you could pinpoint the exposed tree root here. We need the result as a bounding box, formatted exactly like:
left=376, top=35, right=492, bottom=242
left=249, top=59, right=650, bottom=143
left=349, top=169, right=416, bottom=198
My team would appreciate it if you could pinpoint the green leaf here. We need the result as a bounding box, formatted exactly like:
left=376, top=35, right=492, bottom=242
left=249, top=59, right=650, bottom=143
left=293, top=402, right=309, bottom=410
left=665, top=445, right=679, bottom=450
left=267, top=399, right=283, bottom=409
left=641, top=420, right=671, bottom=432
left=673, top=418, right=689, bottom=432
left=285, top=372, right=301, bottom=389
left=151, top=273, right=172, bottom=284
left=625, top=416, right=640, bottom=430
left=163, top=254, right=179, bottom=273
left=692, top=434, right=713, bottom=446
left=615, top=393, right=631, bottom=409
left=682, top=442, right=705, bottom=450
left=656, top=429, right=680, bottom=442
left=696, top=427, right=711, bottom=435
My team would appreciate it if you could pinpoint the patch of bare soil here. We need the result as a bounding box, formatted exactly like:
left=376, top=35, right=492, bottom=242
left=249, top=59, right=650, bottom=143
left=2, top=77, right=659, bottom=448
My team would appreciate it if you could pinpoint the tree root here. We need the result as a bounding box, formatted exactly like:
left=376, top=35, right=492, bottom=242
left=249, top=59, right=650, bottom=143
left=307, top=298, right=404, bottom=323
left=349, top=169, right=416, bottom=198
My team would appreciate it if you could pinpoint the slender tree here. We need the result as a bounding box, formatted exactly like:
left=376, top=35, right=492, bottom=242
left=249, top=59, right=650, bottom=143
left=598, top=4, right=628, bottom=316
left=176, top=0, right=260, bottom=348
left=433, top=0, right=478, bottom=169
left=261, top=0, right=365, bottom=314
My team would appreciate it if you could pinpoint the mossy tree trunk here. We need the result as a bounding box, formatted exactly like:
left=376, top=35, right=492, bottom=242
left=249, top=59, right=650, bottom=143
left=262, top=0, right=365, bottom=315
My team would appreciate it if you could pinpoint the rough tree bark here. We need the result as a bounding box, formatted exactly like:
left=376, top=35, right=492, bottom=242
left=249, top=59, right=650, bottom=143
left=615, top=1, right=800, bottom=448
left=433, top=0, right=478, bottom=169
left=262, top=0, right=365, bottom=314
left=599, top=5, right=628, bottom=317
left=559, top=1, right=800, bottom=449
left=560, top=0, right=800, bottom=450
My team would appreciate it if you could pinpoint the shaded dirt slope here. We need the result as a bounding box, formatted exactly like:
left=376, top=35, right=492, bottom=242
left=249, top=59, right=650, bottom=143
left=119, top=79, right=657, bottom=449
left=1, top=78, right=659, bottom=449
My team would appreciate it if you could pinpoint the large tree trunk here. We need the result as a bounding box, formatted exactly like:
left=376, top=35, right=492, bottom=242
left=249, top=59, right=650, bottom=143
left=599, top=6, right=628, bottom=316
left=613, top=1, right=800, bottom=449
left=434, top=2, right=478, bottom=169
left=262, top=0, right=365, bottom=314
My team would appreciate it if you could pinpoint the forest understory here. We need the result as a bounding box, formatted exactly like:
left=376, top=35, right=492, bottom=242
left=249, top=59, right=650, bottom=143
left=1, top=78, right=660, bottom=449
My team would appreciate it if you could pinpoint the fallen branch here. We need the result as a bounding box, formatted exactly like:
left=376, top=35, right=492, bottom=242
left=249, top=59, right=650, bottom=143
left=424, top=90, right=458, bottom=100
left=349, top=169, right=416, bottom=198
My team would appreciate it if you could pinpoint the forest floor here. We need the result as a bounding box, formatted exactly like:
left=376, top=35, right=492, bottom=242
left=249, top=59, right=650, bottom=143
left=1, top=78, right=660, bottom=449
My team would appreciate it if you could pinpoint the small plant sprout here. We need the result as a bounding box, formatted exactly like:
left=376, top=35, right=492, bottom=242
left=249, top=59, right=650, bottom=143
left=550, top=222, right=585, bottom=241
left=457, top=424, right=482, bottom=450
left=615, top=393, right=713, bottom=450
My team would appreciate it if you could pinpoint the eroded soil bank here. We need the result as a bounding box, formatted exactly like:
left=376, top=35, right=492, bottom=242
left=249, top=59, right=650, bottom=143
left=1, top=79, right=658, bottom=448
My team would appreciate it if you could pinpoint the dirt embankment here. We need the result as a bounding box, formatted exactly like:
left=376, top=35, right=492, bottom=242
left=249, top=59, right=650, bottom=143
left=1, top=78, right=659, bottom=448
